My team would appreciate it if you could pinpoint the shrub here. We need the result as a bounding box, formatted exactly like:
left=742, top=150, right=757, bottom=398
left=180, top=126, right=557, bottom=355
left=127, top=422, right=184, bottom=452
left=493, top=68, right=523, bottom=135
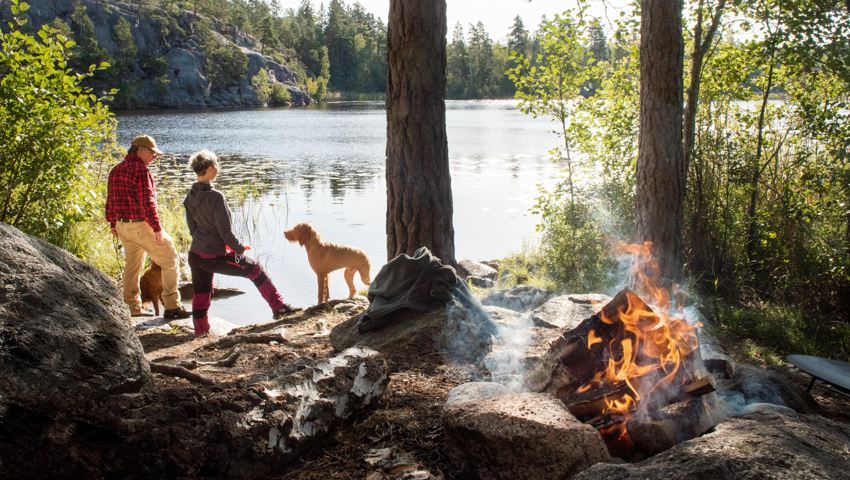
left=0, top=0, right=120, bottom=248
left=270, top=83, right=291, bottom=105
left=251, top=69, right=272, bottom=104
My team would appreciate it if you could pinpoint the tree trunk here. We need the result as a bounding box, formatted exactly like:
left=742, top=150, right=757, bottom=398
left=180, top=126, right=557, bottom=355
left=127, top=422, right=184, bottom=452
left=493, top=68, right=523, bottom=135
left=685, top=0, right=726, bottom=276
left=635, top=0, right=686, bottom=282
left=683, top=0, right=726, bottom=172
left=745, top=55, right=775, bottom=266
left=385, top=0, right=455, bottom=265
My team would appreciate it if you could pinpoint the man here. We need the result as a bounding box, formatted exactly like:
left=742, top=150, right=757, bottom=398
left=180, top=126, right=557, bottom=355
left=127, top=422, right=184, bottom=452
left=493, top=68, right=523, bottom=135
left=106, top=134, right=191, bottom=319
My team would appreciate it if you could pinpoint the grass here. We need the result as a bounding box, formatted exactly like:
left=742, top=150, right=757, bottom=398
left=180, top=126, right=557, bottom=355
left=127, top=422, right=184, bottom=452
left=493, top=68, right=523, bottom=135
left=61, top=197, right=191, bottom=279
left=703, top=297, right=850, bottom=365
left=493, top=241, right=558, bottom=292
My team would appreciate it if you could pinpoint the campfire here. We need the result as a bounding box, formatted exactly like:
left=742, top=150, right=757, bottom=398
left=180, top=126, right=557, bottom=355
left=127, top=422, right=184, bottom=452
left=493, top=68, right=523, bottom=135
left=527, top=242, right=725, bottom=458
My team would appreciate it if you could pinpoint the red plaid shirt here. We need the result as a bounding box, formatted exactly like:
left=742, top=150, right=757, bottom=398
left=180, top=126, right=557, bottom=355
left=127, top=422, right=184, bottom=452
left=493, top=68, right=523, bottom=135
left=105, top=153, right=162, bottom=232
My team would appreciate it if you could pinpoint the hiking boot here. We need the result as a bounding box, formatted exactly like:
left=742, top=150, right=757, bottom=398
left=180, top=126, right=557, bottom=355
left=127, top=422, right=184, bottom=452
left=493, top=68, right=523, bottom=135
left=273, top=304, right=301, bottom=319
left=163, top=306, right=192, bottom=319
left=131, top=308, right=155, bottom=317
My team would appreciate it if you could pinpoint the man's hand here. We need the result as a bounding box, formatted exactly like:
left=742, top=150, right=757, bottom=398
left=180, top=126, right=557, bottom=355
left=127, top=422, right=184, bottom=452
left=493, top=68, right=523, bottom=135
left=111, top=226, right=118, bottom=237
left=154, top=230, right=163, bottom=243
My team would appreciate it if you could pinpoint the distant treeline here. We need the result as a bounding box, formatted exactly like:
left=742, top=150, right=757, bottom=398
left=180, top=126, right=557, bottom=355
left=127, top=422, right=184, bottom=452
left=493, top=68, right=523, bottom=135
left=54, top=0, right=613, bottom=99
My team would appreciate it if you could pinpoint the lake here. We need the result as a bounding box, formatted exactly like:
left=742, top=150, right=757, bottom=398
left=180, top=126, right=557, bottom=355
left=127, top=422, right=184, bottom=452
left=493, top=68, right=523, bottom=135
left=116, top=99, right=560, bottom=324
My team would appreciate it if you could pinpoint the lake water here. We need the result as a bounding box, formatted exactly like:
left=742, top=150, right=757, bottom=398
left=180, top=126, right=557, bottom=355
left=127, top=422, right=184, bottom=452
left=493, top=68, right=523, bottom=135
left=116, top=100, right=561, bottom=324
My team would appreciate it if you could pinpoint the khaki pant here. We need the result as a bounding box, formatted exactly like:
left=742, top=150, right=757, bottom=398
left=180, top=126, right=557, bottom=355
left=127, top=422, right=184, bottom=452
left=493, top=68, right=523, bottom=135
left=116, top=221, right=181, bottom=313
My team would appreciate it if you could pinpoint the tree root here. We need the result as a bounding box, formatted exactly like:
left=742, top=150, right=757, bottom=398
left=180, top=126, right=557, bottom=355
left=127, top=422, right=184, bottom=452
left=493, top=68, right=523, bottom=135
left=178, top=347, right=242, bottom=370
left=149, top=362, right=215, bottom=385
left=204, top=332, right=288, bottom=350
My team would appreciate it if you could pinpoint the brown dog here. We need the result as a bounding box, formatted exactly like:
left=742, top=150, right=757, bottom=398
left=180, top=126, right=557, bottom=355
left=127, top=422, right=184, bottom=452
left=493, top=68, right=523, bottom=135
left=140, top=260, right=164, bottom=316
left=284, top=222, right=371, bottom=305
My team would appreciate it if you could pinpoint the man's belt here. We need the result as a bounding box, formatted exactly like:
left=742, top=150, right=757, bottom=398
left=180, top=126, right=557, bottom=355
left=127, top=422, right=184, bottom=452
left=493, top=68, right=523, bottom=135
left=118, top=218, right=145, bottom=223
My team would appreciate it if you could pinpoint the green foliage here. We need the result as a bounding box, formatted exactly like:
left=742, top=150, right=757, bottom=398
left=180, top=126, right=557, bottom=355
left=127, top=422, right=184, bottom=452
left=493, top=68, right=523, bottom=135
left=447, top=21, right=515, bottom=99
left=270, top=83, right=291, bottom=105
left=111, top=16, right=138, bottom=107
left=251, top=69, right=272, bottom=104
left=197, top=23, right=248, bottom=89
left=494, top=243, right=558, bottom=291
left=67, top=1, right=112, bottom=86
left=508, top=9, right=613, bottom=291
left=0, top=0, right=120, bottom=247
left=140, top=53, right=170, bottom=95
left=706, top=298, right=850, bottom=363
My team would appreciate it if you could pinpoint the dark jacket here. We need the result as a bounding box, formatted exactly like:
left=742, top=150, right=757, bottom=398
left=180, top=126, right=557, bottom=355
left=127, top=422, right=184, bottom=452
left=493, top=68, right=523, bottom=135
left=183, top=182, right=246, bottom=255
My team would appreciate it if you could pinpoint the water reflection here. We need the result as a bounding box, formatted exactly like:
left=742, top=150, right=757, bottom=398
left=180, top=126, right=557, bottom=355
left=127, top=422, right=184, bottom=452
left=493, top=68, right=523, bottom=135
left=118, top=100, right=560, bottom=324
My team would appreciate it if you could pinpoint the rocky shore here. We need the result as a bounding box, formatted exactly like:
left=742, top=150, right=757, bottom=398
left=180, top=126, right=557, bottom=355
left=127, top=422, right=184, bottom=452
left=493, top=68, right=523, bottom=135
left=19, top=0, right=311, bottom=108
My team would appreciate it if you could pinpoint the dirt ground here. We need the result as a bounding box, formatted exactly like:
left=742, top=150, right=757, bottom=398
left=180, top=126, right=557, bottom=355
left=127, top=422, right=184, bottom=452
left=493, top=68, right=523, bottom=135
left=136, top=302, right=850, bottom=480
left=138, top=305, right=482, bottom=479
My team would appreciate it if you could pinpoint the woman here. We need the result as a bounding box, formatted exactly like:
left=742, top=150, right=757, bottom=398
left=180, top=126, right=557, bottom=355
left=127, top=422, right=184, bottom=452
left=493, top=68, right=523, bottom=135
left=183, top=149, right=297, bottom=336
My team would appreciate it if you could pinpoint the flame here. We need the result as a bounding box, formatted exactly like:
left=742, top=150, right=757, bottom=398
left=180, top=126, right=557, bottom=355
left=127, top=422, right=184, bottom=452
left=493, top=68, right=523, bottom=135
left=576, top=242, right=701, bottom=447
left=587, top=329, right=603, bottom=348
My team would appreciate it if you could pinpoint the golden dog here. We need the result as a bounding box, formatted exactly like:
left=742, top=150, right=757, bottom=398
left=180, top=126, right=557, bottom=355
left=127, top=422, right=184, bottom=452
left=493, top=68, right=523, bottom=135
left=284, top=222, right=371, bottom=305
left=139, top=260, right=164, bottom=316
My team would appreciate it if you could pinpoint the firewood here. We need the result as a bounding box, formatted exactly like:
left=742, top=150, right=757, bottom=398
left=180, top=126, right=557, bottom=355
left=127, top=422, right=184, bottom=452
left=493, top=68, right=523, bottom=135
left=664, top=376, right=716, bottom=405
left=563, top=381, right=634, bottom=418
left=682, top=376, right=715, bottom=396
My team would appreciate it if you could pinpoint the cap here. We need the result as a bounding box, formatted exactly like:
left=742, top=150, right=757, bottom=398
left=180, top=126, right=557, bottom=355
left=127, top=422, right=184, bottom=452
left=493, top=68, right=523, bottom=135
left=131, top=134, right=163, bottom=155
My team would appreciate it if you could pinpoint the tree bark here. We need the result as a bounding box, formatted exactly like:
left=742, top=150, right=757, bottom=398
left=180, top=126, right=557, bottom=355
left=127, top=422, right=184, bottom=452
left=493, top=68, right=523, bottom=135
left=386, top=0, right=455, bottom=265
left=635, top=0, right=686, bottom=282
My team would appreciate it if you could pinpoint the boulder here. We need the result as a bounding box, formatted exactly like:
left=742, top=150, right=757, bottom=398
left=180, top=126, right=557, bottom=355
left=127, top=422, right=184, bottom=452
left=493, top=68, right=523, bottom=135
left=0, top=222, right=150, bottom=412
left=717, top=363, right=820, bottom=414
left=456, top=259, right=498, bottom=280
left=163, top=47, right=210, bottom=107
left=467, top=276, right=495, bottom=289
left=483, top=305, right=524, bottom=327
left=481, top=285, right=551, bottom=312
left=529, top=294, right=602, bottom=329
left=442, top=386, right=611, bottom=479
left=575, top=412, right=850, bottom=480
left=445, top=381, right=511, bottom=405
left=330, top=303, right=494, bottom=364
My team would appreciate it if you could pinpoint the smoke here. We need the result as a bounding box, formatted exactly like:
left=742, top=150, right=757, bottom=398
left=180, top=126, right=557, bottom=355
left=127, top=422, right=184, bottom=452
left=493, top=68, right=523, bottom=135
left=482, top=312, right=535, bottom=391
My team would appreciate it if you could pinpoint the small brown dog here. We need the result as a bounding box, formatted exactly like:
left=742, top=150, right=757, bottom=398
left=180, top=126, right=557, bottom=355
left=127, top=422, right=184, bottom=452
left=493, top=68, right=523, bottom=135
left=284, top=222, right=371, bottom=305
left=140, top=260, right=164, bottom=316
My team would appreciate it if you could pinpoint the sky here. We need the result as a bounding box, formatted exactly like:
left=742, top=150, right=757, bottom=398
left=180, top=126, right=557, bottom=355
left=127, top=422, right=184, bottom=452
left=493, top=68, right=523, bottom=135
left=274, top=0, right=633, bottom=42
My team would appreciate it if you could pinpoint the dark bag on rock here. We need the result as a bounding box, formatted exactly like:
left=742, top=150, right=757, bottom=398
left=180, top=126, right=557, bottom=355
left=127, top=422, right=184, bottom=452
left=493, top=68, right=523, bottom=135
left=356, top=247, right=457, bottom=333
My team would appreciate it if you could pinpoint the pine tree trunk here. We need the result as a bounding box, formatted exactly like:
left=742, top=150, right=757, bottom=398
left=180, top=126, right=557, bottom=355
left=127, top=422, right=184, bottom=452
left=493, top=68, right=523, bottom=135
left=385, top=0, right=455, bottom=265
left=635, top=0, right=685, bottom=282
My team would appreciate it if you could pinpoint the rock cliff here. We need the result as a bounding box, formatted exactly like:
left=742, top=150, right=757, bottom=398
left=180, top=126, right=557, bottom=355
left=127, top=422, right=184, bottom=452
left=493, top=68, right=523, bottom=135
left=18, top=0, right=312, bottom=108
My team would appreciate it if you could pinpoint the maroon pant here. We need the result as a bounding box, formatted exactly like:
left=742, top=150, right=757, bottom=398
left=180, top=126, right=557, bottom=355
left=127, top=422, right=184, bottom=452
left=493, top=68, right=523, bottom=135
left=188, top=250, right=285, bottom=335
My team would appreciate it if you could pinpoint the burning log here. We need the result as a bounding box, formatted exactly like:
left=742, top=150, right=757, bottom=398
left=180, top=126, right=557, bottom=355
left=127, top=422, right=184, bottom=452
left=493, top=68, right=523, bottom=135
left=564, top=381, right=632, bottom=418
left=526, top=286, right=724, bottom=458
